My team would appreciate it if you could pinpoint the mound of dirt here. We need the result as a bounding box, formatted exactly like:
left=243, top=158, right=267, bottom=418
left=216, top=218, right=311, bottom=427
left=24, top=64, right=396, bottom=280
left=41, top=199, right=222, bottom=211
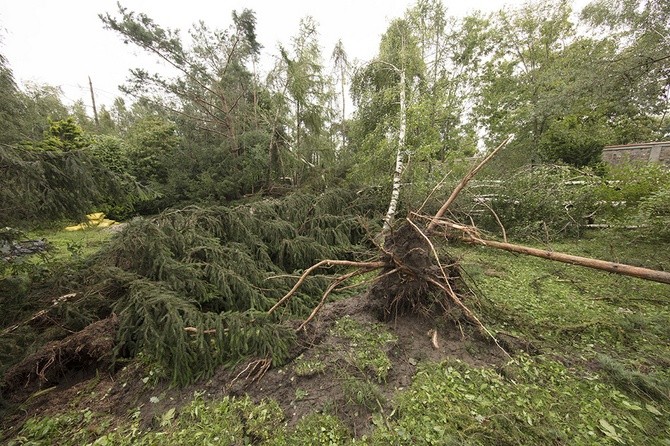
left=1, top=292, right=517, bottom=441
left=2, top=314, right=118, bottom=403
left=198, top=294, right=510, bottom=437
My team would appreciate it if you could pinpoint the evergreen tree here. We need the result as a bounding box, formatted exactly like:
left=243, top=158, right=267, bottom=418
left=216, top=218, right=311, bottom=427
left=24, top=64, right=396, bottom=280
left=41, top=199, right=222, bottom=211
left=0, top=52, right=27, bottom=145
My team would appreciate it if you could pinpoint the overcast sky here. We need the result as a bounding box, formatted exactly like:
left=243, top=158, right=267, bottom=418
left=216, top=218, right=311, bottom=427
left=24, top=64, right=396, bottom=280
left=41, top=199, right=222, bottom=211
left=0, top=0, right=585, bottom=111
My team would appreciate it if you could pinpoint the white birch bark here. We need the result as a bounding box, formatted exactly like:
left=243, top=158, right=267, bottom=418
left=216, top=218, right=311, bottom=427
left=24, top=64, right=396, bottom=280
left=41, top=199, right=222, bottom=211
left=382, top=68, right=407, bottom=235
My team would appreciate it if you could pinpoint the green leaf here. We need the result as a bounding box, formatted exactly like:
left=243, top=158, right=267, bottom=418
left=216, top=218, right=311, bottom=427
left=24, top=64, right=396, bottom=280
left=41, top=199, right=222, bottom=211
left=645, top=404, right=663, bottom=416
left=598, top=419, right=623, bottom=443
left=160, top=407, right=176, bottom=427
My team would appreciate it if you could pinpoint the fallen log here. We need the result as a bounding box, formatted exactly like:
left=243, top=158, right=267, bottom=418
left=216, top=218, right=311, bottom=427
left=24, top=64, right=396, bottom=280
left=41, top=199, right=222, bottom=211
left=435, top=221, right=670, bottom=285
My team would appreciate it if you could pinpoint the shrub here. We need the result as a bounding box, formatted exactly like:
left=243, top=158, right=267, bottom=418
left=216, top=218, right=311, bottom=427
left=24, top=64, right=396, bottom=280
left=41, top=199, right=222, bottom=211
left=461, top=165, right=601, bottom=241
left=638, top=185, right=670, bottom=241
left=595, top=163, right=670, bottom=219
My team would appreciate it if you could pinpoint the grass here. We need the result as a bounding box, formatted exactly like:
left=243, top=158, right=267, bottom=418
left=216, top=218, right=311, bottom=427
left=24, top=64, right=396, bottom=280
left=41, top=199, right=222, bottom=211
left=4, top=228, right=670, bottom=445
left=29, top=225, right=117, bottom=261
left=457, top=230, right=670, bottom=364
left=370, top=356, right=669, bottom=445
left=331, top=316, right=397, bottom=382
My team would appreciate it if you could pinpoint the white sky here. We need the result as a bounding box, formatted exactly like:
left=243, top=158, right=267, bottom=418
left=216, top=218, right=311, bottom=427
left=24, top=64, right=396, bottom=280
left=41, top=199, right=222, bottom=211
left=0, top=0, right=586, bottom=111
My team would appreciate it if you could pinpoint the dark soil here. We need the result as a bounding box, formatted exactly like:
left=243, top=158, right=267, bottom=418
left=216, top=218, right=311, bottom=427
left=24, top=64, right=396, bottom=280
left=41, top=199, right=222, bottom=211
left=2, top=314, right=118, bottom=403
left=1, top=292, right=513, bottom=440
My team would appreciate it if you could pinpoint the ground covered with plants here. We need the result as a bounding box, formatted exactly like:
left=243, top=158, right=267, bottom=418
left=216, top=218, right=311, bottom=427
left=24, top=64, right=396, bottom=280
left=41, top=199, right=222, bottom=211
left=2, top=174, right=669, bottom=444
left=1, top=0, right=669, bottom=443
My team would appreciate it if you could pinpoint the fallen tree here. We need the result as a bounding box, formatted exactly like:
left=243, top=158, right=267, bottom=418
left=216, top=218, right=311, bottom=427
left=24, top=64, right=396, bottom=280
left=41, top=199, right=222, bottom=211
left=431, top=220, right=670, bottom=285
left=4, top=139, right=669, bottom=398
left=269, top=137, right=670, bottom=346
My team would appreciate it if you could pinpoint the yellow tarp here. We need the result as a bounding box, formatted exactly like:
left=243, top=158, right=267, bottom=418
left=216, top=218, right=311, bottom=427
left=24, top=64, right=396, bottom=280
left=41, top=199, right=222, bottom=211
left=64, top=213, right=118, bottom=231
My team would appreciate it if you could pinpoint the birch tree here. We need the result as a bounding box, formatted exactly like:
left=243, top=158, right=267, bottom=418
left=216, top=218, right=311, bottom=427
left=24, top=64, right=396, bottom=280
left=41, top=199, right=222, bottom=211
left=351, top=19, right=424, bottom=237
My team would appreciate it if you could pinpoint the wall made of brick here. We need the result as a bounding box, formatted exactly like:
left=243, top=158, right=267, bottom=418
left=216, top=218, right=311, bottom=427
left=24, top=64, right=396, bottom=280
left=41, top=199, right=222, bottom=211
left=602, top=143, right=670, bottom=166
left=657, top=145, right=670, bottom=165
left=602, top=147, right=652, bottom=165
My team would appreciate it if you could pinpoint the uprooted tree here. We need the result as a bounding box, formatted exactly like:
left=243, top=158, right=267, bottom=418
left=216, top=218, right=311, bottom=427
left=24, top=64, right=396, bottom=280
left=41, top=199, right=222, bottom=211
left=268, top=137, right=670, bottom=350
left=3, top=139, right=670, bottom=397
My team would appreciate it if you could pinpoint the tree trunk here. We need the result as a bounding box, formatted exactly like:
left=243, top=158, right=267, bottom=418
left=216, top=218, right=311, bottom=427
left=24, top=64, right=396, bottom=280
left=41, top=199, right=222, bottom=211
left=340, top=65, right=346, bottom=150
left=474, top=237, right=670, bottom=285
left=382, top=69, right=407, bottom=235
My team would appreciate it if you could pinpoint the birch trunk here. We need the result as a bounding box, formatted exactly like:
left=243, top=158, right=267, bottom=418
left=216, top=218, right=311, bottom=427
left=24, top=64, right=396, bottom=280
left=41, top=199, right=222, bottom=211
left=382, top=69, right=407, bottom=235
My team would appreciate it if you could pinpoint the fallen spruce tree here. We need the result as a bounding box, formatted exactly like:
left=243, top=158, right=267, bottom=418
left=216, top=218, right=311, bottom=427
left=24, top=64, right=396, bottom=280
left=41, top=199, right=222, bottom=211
left=1, top=187, right=384, bottom=392
left=3, top=139, right=670, bottom=401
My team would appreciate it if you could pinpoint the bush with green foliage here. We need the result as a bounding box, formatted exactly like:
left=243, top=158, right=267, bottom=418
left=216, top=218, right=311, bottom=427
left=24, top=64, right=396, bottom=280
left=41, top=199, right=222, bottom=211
left=537, top=115, right=607, bottom=169
left=595, top=163, right=670, bottom=220
left=638, top=185, right=670, bottom=241
left=461, top=165, right=601, bottom=240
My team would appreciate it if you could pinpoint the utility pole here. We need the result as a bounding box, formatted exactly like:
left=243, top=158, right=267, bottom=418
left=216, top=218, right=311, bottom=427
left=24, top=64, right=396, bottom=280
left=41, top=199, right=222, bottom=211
left=88, top=76, right=99, bottom=126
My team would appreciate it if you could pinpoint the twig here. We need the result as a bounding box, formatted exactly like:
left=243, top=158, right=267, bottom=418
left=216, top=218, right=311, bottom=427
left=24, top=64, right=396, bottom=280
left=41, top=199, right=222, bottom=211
left=336, top=268, right=399, bottom=292
left=1, top=293, right=77, bottom=336
left=229, top=358, right=272, bottom=389
left=416, top=170, right=452, bottom=214
left=430, top=329, right=440, bottom=349
left=479, top=200, right=508, bottom=243
left=425, top=276, right=510, bottom=358
left=428, top=136, right=512, bottom=231
left=297, top=270, right=362, bottom=331
left=184, top=327, right=218, bottom=335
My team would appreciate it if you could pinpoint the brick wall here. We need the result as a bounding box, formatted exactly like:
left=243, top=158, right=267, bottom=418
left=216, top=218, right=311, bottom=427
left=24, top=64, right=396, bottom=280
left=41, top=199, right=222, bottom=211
left=602, top=142, right=670, bottom=166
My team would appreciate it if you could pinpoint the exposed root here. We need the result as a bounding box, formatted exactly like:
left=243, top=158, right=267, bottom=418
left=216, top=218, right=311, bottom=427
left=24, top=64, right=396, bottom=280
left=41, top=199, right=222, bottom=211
left=267, top=259, right=385, bottom=316
left=2, top=315, right=119, bottom=399
left=228, top=358, right=272, bottom=389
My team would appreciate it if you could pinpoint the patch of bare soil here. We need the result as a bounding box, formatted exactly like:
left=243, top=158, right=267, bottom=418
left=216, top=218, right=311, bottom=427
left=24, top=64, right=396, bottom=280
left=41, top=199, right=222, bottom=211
left=1, top=295, right=518, bottom=440
left=212, top=294, right=510, bottom=437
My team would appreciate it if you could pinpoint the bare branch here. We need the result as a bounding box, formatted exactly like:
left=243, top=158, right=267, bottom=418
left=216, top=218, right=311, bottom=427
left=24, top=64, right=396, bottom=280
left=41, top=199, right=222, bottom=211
left=428, top=136, right=512, bottom=231
left=267, top=259, right=386, bottom=315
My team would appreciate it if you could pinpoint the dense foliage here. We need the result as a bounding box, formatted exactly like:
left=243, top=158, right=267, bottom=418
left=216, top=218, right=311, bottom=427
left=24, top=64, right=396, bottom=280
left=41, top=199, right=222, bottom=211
left=1, top=188, right=383, bottom=386
left=1, top=0, right=669, bottom=443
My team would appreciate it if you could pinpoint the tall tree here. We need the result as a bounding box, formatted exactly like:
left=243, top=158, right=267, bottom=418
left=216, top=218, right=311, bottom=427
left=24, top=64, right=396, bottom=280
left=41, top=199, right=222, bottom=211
left=101, top=6, right=261, bottom=154
left=278, top=16, right=335, bottom=184
left=406, top=1, right=485, bottom=161
left=475, top=0, right=576, bottom=167
left=581, top=0, right=670, bottom=140
left=0, top=51, right=27, bottom=145
left=331, top=39, right=349, bottom=150
left=21, top=83, right=70, bottom=141
left=351, top=19, right=424, bottom=234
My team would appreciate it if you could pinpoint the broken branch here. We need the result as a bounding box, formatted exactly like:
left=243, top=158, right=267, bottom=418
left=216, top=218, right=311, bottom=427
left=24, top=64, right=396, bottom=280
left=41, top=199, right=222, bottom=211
left=267, top=259, right=386, bottom=315
left=428, top=136, right=512, bottom=232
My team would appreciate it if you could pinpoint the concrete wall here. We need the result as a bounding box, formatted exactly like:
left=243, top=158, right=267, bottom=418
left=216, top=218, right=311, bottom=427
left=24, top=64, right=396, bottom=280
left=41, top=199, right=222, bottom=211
left=602, top=142, right=670, bottom=166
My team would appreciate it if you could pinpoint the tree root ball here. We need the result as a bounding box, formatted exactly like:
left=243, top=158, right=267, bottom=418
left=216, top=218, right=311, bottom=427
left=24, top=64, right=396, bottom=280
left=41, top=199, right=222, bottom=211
left=368, top=222, right=465, bottom=321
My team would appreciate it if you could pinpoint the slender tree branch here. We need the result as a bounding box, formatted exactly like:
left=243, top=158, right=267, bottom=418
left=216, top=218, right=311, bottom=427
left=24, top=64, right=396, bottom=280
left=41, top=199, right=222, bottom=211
left=267, top=260, right=386, bottom=315
left=428, top=135, right=512, bottom=231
